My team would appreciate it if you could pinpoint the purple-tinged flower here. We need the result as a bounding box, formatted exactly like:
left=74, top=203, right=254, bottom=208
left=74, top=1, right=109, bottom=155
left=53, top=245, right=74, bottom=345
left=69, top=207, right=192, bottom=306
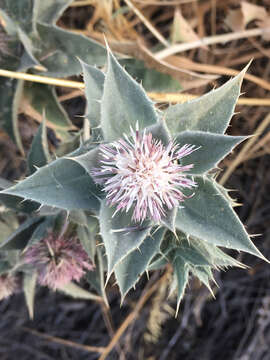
left=91, top=127, right=198, bottom=223
left=24, top=233, right=93, bottom=290
left=0, top=274, right=19, bottom=301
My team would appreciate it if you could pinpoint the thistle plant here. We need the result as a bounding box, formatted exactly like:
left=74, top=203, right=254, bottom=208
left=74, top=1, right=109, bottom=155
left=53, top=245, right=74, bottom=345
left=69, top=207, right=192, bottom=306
left=24, top=232, right=93, bottom=290
left=0, top=46, right=266, bottom=315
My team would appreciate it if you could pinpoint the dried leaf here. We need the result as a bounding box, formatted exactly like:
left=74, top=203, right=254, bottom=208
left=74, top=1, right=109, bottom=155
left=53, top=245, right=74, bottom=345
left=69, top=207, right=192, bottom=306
left=225, top=1, right=267, bottom=32
left=171, top=7, right=203, bottom=45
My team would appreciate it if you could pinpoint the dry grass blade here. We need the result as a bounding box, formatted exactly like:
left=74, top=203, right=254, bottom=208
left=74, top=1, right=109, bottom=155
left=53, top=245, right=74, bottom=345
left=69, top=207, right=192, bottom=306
left=134, top=0, right=197, bottom=4
left=123, top=0, right=170, bottom=47
left=1, top=69, right=270, bottom=107
left=219, top=113, right=270, bottom=185
left=22, top=327, right=105, bottom=353
left=155, top=28, right=270, bottom=59
left=166, top=56, right=270, bottom=91
left=99, top=270, right=170, bottom=360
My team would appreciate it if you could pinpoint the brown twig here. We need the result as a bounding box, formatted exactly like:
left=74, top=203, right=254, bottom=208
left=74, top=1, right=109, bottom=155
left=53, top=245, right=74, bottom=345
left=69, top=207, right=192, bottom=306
left=22, top=327, right=105, bottom=353
left=123, top=0, right=170, bottom=47
left=99, top=270, right=170, bottom=360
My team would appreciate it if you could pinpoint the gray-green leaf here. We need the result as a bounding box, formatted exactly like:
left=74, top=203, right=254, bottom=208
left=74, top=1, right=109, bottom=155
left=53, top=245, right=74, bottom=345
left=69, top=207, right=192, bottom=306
left=175, top=131, right=246, bottom=174
left=175, top=177, right=265, bottom=259
left=115, top=227, right=165, bottom=299
left=99, top=200, right=151, bottom=280
left=27, top=117, right=51, bottom=174
left=165, top=65, right=248, bottom=135
left=100, top=48, right=158, bottom=141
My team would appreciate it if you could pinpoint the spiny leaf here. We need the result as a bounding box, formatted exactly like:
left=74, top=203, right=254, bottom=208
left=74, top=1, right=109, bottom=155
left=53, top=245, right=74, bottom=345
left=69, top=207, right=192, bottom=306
left=100, top=46, right=158, bottom=141
left=76, top=214, right=98, bottom=262
left=58, top=282, right=101, bottom=301
left=1, top=156, right=101, bottom=212
left=119, top=58, right=182, bottom=92
left=165, top=65, right=248, bottom=135
left=147, top=254, right=168, bottom=271
left=171, top=255, right=189, bottom=315
left=0, top=179, right=40, bottom=214
left=27, top=117, right=51, bottom=175
left=33, top=0, right=73, bottom=26
left=174, top=237, right=213, bottom=267
left=0, top=217, right=43, bottom=251
left=17, top=27, right=41, bottom=69
left=23, top=82, right=73, bottom=141
left=80, top=59, right=105, bottom=130
left=189, top=265, right=215, bottom=295
left=175, top=177, right=266, bottom=260
left=115, top=227, right=165, bottom=299
left=36, top=23, right=107, bottom=77
left=175, top=131, right=246, bottom=174
left=99, top=200, right=151, bottom=280
left=23, top=271, right=37, bottom=319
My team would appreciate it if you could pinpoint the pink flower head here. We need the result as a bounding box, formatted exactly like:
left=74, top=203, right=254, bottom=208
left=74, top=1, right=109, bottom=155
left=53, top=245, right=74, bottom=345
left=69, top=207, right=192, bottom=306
left=24, top=233, right=93, bottom=290
left=0, top=274, right=19, bottom=301
left=91, top=126, right=198, bottom=223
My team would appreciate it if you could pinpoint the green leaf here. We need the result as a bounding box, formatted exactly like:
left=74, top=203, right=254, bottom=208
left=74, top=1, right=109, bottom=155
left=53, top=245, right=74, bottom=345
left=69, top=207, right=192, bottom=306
left=80, top=59, right=105, bottom=130
left=27, top=118, right=51, bottom=174
left=0, top=261, right=12, bottom=275
left=0, top=79, right=24, bottom=154
left=17, top=27, right=41, bottom=69
left=191, top=238, right=245, bottom=268
left=189, top=265, right=215, bottom=295
left=0, top=211, right=19, bottom=243
left=0, top=217, right=43, bottom=251
left=148, top=253, right=168, bottom=271
left=165, top=65, right=248, bottom=135
left=174, top=237, right=212, bottom=267
left=23, top=271, right=37, bottom=319
left=23, top=82, right=73, bottom=141
left=58, top=282, right=102, bottom=301
left=27, top=216, right=56, bottom=246
left=1, top=156, right=101, bottom=212
left=86, top=247, right=108, bottom=305
left=33, top=0, right=73, bottom=25
left=115, top=227, right=165, bottom=299
left=175, top=131, right=246, bottom=174
left=146, top=120, right=171, bottom=145
left=0, top=0, right=34, bottom=34
left=100, top=47, right=158, bottom=141
left=119, top=58, right=182, bottom=92
left=175, top=177, right=265, bottom=259
left=0, top=179, right=40, bottom=214
left=99, top=200, right=151, bottom=280
left=171, top=255, right=189, bottom=315
left=161, top=207, right=177, bottom=233
left=36, top=23, right=107, bottom=77
left=76, top=214, right=98, bottom=262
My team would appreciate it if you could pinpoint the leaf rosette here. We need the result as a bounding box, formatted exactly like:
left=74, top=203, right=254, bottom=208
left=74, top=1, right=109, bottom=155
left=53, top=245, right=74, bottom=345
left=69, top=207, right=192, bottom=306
left=1, top=46, right=266, bottom=310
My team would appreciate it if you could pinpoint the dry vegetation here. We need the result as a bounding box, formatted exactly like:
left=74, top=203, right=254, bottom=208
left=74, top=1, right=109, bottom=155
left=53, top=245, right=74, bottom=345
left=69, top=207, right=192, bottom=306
left=1, top=1, right=270, bottom=359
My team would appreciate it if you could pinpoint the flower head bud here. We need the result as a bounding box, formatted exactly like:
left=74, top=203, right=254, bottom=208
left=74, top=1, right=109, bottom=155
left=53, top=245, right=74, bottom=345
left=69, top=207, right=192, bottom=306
left=24, top=233, right=93, bottom=290
left=92, top=127, right=197, bottom=223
